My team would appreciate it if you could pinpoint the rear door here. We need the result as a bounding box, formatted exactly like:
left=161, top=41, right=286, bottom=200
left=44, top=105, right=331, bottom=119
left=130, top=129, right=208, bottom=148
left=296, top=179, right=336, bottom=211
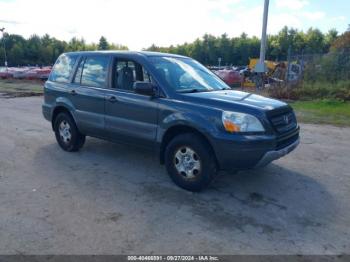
left=104, top=56, right=159, bottom=148
left=71, top=54, right=111, bottom=138
left=45, top=53, right=79, bottom=112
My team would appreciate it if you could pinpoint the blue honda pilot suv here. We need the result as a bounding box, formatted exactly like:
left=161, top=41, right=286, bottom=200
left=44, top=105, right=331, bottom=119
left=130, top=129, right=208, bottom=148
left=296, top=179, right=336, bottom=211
left=42, top=51, right=300, bottom=191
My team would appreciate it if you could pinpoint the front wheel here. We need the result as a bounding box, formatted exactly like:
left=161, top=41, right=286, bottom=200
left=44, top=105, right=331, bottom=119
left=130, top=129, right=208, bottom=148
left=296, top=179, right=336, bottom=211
left=164, top=133, right=218, bottom=192
left=54, top=112, right=85, bottom=152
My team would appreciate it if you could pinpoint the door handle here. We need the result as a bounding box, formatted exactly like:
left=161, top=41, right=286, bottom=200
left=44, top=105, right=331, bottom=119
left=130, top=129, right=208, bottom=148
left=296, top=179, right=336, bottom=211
left=70, top=89, right=77, bottom=95
left=108, top=95, right=118, bottom=103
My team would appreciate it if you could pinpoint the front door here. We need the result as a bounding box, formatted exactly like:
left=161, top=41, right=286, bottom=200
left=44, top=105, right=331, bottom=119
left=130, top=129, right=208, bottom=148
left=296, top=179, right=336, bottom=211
left=104, top=57, right=159, bottom=148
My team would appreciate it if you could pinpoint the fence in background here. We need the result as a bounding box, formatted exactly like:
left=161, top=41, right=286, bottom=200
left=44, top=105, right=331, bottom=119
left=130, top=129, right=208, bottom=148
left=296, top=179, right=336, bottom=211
left=288, top=51, right=350, bottom=84
left=267, top=51, right=350, bottom=100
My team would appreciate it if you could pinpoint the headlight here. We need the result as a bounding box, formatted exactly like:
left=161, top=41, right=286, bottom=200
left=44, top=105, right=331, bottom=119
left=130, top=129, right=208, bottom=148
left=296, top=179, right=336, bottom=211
left=222, top=111, right=265, bottom=132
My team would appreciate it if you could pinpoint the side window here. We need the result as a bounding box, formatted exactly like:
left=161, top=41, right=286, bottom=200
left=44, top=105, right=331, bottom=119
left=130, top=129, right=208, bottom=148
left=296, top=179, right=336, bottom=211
left=49, top=54, right=77, bottom=83
left=155, top=65, right=170, bottom=84
left=143, top=68, right=152, bottom=83
left=81, top=56, right=109, bottom=88
left=114, top=59, right=151, bottom=91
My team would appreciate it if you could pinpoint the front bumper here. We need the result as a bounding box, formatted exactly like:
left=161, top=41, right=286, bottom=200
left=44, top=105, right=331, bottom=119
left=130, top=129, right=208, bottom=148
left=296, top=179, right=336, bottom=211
left=254, top=137, right=300, bottom=168
left=210, top=127, right=300, bottom=170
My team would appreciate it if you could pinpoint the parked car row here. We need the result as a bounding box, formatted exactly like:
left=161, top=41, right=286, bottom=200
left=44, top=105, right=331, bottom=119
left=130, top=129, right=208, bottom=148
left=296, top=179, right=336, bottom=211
left=0, top=66, right=52, bottom=80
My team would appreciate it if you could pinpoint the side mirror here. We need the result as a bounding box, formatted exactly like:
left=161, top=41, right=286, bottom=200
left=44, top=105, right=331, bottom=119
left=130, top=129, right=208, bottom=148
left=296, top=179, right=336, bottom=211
left=133, top=81, right=156, bottom=96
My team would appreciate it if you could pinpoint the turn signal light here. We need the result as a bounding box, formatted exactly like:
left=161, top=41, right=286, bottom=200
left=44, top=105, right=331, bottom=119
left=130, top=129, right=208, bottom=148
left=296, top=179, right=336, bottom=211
left=223, top=120, right=240, bottom=133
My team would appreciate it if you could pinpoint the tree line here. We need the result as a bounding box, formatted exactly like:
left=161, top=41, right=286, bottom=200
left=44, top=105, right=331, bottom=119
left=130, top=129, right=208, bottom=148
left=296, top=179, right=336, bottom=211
left=145, top=26, right=340, bottom=66
left=0, top=26, right=345, bottom=67
left=0, top=35, right=128, bottom=66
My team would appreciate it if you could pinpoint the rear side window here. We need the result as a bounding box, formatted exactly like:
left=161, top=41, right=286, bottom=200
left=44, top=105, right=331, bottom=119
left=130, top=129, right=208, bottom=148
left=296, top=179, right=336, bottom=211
left=49, top=54, right=77, bottom=83
left=80, top=56, right=109, bottom=88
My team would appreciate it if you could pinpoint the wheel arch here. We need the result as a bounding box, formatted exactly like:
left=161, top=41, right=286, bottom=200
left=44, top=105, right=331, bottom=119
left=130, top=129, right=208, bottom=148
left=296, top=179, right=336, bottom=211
left=159, top=125, right=218, bottom=167
left=51, top=106, right=75, bottom=130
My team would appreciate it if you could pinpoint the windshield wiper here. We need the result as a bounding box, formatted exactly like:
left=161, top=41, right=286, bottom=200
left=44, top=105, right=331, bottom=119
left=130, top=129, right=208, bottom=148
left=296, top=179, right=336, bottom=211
left=178, top=87, right=230, bottom=93
left=178, top=88, right=203, bottom=93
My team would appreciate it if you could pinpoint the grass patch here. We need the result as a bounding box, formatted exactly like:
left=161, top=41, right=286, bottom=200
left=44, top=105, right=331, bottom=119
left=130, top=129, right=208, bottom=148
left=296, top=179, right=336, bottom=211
left=0, top=79, right=43, bottom=97
left=268, top=80, right=350, bottom=101
left=298, top=81, right=350, bottom=101
left=290, top=100, right=350, bottom=126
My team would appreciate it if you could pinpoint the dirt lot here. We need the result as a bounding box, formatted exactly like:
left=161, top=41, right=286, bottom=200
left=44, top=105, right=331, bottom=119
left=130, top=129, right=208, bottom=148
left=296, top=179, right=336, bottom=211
left=0, top=96, right=349, bottom=255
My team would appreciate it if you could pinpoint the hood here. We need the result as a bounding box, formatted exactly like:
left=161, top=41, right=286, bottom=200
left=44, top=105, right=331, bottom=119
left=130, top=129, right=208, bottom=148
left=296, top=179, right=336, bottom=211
left=182, top=90, right=287, bottom=111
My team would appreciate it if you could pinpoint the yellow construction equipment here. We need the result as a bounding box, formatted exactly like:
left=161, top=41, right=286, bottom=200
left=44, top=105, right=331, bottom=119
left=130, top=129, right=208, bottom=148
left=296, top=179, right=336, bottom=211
left=242, top=58, right=301, bottom=88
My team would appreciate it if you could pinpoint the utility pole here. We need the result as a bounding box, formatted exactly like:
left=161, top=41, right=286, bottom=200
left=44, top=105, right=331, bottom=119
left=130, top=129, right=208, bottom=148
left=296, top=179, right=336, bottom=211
left=0, top=27, right=8, bottom=68
left=286, top=45, right=292, bottom=83
left=254, top=0, right=269, bottom=89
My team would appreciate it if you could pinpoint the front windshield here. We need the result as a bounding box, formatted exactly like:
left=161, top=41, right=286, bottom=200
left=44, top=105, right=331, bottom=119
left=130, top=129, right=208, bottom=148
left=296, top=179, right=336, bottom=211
left=149, top=56, right=230, bottom=93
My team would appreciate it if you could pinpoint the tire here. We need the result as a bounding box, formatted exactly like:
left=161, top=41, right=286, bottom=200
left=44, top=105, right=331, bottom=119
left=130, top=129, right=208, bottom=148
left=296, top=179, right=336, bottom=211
left=164, top=133, right=218, bottom=192
left=53, top=112, right=85, bottom=152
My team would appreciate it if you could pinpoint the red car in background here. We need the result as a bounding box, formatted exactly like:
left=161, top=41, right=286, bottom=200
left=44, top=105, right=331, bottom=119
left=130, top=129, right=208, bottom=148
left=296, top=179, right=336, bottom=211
left=213, top=69, right=243, bottom=87
left=24, top=67, right=51, bottom=80
left=0, top=66, right=51, bottom=80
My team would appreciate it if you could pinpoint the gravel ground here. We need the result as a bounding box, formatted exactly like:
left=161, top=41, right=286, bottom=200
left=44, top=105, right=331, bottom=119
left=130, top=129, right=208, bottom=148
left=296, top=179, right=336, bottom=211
left=0, top=97, right=349, bottom=255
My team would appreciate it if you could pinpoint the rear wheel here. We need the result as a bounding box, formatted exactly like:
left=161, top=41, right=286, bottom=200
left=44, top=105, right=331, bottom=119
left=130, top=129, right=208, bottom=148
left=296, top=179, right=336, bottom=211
left=164, top=133, right=218, bottom=192
left=54, top=112, right=85, bottom=152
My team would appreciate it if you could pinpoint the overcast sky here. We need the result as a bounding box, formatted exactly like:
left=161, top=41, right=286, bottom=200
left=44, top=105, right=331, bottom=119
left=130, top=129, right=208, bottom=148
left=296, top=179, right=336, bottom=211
left=0, top=0, right=349, bottom=50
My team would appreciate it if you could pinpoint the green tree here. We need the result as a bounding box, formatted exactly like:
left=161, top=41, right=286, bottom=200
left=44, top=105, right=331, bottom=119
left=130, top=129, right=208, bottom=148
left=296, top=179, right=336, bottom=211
left=9, top=43, right=24, bottom=66
left=304, top=28, right=325, bottom=54
left=325, top=29, right=338, bottom=51
left=109, top=43, right=128, bottom=50
left=26, top=34, right=41, bottom=65
left=0, top=27, right=341, bottom=67
left=98, top=36, right=109, bottom=50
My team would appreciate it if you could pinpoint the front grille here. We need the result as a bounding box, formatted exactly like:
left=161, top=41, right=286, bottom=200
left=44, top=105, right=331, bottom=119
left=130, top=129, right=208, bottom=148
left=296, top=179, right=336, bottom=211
left=266, top=107, right=299, bottom=150
left=268, top=108, right=297, bottom=134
